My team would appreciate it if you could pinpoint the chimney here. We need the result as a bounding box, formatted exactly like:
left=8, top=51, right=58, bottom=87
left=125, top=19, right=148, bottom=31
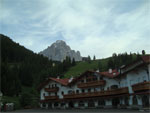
left=109, top=69, right=112, bottom=73
left=113, top=73, right=116, bottom=76
left=69, top=77, right=74, bottom=83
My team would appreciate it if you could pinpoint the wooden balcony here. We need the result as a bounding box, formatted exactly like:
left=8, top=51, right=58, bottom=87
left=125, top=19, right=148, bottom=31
left=77, top=80, right=106, bottom=88
left=104, top=87, right=129, bottom=95
left=64, top=87, right=128, bottom=99
left=44, top=96, right=58, bottom=100
left=45, top=87, right=59, bottom=92
left=132, top=81, right=150, bottom=92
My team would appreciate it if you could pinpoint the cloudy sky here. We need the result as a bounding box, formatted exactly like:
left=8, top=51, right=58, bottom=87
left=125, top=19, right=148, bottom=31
left=0, top=0, right=150, bottom=58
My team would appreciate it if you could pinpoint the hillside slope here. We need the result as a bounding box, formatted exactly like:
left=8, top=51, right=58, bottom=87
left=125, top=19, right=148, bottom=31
left=64, top=58, right=109, bottom=78
left=64, top=53, right=141, bottom=78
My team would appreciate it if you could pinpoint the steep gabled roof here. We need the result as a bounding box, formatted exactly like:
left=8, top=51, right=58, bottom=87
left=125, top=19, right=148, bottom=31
left=100, top=69, right=119, bottom=78
left=37, top=77, right=70, bottom=91
left=49, top=77, right=69, bottom=86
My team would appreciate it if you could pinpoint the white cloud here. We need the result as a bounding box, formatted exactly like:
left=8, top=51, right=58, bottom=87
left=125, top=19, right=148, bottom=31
left=1, top=0, right=150, bottom=58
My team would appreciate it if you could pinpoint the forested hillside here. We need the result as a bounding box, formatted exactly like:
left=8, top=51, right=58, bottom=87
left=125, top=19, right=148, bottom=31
left=0, top=34, right=76, bottom=108
left=64, top=52, right=143, bottom=78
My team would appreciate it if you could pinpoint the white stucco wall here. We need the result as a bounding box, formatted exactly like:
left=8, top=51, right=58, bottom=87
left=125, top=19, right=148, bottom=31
left=126, top=68, right=149, bottom=93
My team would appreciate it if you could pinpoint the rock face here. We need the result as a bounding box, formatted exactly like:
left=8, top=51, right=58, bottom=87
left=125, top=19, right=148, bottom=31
left=39, top=40, right=82, bottom=61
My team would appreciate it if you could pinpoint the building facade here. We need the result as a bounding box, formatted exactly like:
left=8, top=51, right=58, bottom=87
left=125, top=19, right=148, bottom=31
left=38, top=55, right=150, bottom=109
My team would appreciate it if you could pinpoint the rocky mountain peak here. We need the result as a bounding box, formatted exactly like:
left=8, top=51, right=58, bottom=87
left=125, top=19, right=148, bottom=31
left=39, top=40, right=82, bottom=61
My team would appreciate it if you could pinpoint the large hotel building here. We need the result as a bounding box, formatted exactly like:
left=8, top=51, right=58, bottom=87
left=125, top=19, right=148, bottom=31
left=38, top=55, right=150, bottom=109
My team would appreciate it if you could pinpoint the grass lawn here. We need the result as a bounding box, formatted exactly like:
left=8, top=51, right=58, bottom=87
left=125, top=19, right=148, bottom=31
left=64, top=58, right=109, bottom=78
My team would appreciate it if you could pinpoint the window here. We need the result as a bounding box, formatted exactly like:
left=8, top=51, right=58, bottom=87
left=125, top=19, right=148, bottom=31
left=133, top=96, right=138, bottom=105
left=49, top=92, right=51, bottom=96
left=79, top=101, right=84, bottom=107
left=43, top=93, right=45, bottom=96
left=100, top=77, right=103, bottom=80
left=94, top=88, right=98, bottom=92
left=52, top=84, right=54, bottom=88
left=61, top=103, right=65, bottom=107
left=55, top=92, right=57, bottom=96
left=93, top=77, right=97, bottom=81
left=42, top=103, right=46, bottom=107
left=81, top=80, right=84, bottom=83
left=82, top=89, right=85, bottom=93
left=54, top=102, right=58, bottom=107
left=88, top=88, right=91, bottom=92
left=61, top=91, right=64, bottom=95
left=49, top=85, right=51, bottom=88
left=98, top=100, right=105, bottom=106
left=88, top=100, right=95, bottom=107
left=55, top=84, right=57, bottom=87
left=76, top=90, right=79, bottom=94
left=68, top=90, right=73, bottom=94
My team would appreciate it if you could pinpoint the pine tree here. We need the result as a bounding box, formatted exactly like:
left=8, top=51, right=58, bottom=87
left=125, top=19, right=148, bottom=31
left=87, top=55, right=91, bottom=63
left=142, top=50, right=146, bottom=55
left=72, top=58, right=76, bottom=66
left=93, top=55, right=96, bottom=60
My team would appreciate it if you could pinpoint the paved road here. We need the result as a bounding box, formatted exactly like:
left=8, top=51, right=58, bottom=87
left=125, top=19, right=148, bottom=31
left=0, top=109, right=150, bottom=113
left=1, top=108, right=149, bottom=113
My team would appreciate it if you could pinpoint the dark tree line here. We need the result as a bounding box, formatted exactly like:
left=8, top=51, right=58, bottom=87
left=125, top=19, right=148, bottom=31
left=98, top=52, right=145, bottom=72
left=106, top=52, right=142, bottom=70
left=0, top=34, right=76, bottom=97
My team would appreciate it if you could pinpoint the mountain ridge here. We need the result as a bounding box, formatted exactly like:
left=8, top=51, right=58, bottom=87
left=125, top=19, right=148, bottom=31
left=39, top=40, right=82, bottom=61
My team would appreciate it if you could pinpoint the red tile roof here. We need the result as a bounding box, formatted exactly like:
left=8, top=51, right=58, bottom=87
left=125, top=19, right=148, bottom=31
left=37, top=77, right=70, bottom=91
left=100, top=69, right=119, bottom=78
left=49, top=77, right=69, bottom=86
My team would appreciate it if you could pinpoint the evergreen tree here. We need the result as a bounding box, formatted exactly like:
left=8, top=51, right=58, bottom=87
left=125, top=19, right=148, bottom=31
left=142, top=50, right=146, bottom=55
left=87, top=55, right=91, bottom=63
left=93, top=55, right=96, bottom=60
left=107, top=58, right=115, bottom=69
left=72, top=58, right=76, bottom=66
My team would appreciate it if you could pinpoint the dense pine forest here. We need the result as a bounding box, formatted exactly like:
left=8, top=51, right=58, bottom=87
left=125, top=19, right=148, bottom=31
left=0, top=34, right=146, bottom=108
left=0, top=34, right=75, bottom=108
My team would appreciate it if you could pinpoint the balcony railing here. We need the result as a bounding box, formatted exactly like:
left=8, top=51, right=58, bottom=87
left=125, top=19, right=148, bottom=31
left=45, top=87, right=59, bottom=92
left=44, top=96, right=58, bottom=100
left=132, top=81, right=150, bottom=92
left=64, top=87, right=128, bottom=99
left=77, top=80, right=106, bottom=88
